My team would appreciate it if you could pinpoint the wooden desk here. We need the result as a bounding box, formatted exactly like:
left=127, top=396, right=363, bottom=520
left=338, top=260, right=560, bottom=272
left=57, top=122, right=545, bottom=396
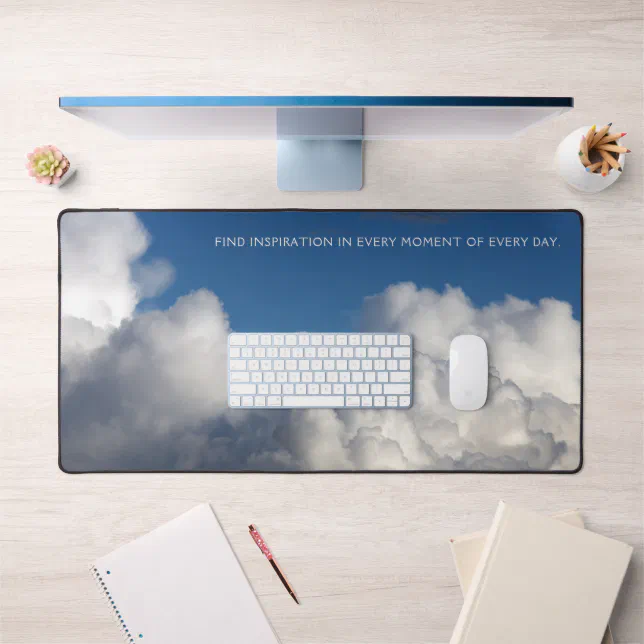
left=1, top=0, right=642, bottom=641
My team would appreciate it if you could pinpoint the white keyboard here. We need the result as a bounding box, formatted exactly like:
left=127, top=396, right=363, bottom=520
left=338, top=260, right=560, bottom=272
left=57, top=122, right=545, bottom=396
left=228, top=333, right=413, bottom=409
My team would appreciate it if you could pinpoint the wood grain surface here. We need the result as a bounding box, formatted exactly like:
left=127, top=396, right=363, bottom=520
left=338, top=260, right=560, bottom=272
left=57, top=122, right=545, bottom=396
left=0, top=0, right=642, bottom=642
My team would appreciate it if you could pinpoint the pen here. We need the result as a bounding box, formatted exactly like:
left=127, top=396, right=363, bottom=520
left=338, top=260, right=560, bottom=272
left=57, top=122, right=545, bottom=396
left=249, top=524, right=299, bottom=605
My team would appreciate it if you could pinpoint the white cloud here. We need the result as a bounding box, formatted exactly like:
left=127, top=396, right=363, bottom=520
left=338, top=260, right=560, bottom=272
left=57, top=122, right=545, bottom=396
left=60, top=211, right=174, bottom=329
left=59, top=216, right=581, bottom=473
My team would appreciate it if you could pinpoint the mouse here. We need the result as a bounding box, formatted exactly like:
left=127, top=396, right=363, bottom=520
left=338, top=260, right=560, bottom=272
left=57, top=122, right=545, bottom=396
left=449, top=334, right=488, bottom=411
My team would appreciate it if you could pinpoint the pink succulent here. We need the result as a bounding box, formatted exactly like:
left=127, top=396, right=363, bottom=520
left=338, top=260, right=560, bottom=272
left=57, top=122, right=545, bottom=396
left=25, top=145, right=70, bottom=186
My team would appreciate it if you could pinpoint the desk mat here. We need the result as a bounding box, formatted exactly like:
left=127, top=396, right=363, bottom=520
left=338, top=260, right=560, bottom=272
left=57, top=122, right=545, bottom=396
left=58, top=209, right=582, bottom=473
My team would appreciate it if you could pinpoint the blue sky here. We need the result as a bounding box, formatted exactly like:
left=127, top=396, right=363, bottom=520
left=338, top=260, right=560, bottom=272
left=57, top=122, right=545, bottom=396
left=136, top=210, right=582, bottom=331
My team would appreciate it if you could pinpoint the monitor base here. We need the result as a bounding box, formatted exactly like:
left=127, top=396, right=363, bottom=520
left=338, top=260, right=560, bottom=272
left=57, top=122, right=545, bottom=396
left=276, top=107, right=363, bottom=191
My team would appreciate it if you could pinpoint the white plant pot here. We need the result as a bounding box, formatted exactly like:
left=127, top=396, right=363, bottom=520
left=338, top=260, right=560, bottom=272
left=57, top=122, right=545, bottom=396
left=555, top=126, right=625, bottom=193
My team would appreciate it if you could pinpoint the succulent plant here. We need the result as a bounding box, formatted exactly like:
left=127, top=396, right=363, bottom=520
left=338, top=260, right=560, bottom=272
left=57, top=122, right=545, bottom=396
left=25, top=145, right=70, bottom=185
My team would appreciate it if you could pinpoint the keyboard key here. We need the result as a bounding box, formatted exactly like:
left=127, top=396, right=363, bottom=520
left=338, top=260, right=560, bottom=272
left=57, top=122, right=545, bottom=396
left=346, top=396, right=360, bottom=406
left=304, top=348, right=316, bottom=358
left=260, top=360, right=271, bottom=370
left=248, top=360, right=259, bottom=371
left=254, top=347, right=266, bottom=358
left=386, top=335, right=398, bottom=345
left=365, top=371, right=376, bottom=383
left=374, top=334, right=386, bottom=345
left=381, top=347, right=392, bottom=358
left=298, top=360, right=310, bottom=370
left=399, top=360, right=411, bottom=371
left=390, top=372, right=410, bottom=383
left=393, top=347, right=411, bottom=358
left=229, top=396, right=241, bottom=406
left=241, top=347, right=253, bottom=358
left=330, top=348, right=342, bottom=357
left=386, top=396, right=398, bottom=407
left=399, top=396, right=411, bottom=407
left=230, top=384, right=257, bottom=396
left=267, top=348, right=278, bottom=358
left=274, top=335, right=284, bottom=345
left=311, top=360, right=322, bottom=371
left=279, top=347, right=291, bottom=358
left=230, top=360, right=247, bottom=371
left=361, top=396, right=373, bottom=406
left=286, top=334, right=297, bottom=345
left=355, top=347, right=366, bottom=358
left=311, top=335, right=322, bottom=345
left=255, top=396, right=266, bottom=406
left=295, top=384, right=307, bottom=395
left=284, top=382, right=295, bottom=393
left=264, top=372, right=276, bottom=383
left=362, top=335, right=373, bottom=345
left=268, top=396, right=282, bottom=406
left=229, top=334, right=246, bottom=346
left=298, top=334, right=310, bottom=345
left=302, top=372, right=313, bottom=383
left=282, top=395, right=344, bottom=407
left=384, top=384, right=410, bottom=395
left=321, top=384, right=332, bottom=395
left=318, top=347, right=329, bottom=358
left=230, top=372, right=250, bottom=382
left=358, top=384, right=369, bottom=395
left=374, top=360, right=385, bottom=371
left=247, top=334, right=259, bottom=345
left=368, top=347, right=379, bottom=358
left=285, top=360, right=298, bottom=370
left=324, top=360, right=335, bottom=370
left=260, top=335, right=271, bottom=345
left=252, top=372, right=263, bottom=383
left=308, top=384, right=320, bottom=395
left=374, top=396, right=386, bottom=407
left=274, top=360, right=284, bottom=371
left=314, top=372, right=325, bottom=383
left=292, top=348, right=303, bottom=358
left=346, top=384, right=357, bottom=395
left=323, top=334, right=335, bottom=345
left=270, top=384, right=282, bottom=395
left=276, top=372, right=288, bottom=383
left=339, top=372, right=351, bottom=382
left=327, top=372, right=338, bottom=383
left=342, top=347, right=354, bottom=358
left=400, top=335, right=411, bottom=345
left=337, top=335, right=348, bottom=345
left=337, top=360, right=348, bottom=371
left=288, top=372, right=301, bottom=383
left=258, top=384, right=269, bottom=394
left=371, top=384, right=383, bottom=395
left=387, top=360, right=398, bottom=371
left=333, top=384, right=344, bottom=394
left=349, top=360, right=360, bottom=371
left=242, top=396, right=254, bottom=407
left=377, top=372, right=389, bottom=383
left=229, top=347, right=241, bottom=358
left=351, top=372, right=364, bottom=383
left=349, top=335, right=360, bottom=345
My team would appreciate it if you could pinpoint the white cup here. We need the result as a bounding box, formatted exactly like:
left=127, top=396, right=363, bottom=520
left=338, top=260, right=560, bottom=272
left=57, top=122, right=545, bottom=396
left=555, top=126, right=625, bottom=193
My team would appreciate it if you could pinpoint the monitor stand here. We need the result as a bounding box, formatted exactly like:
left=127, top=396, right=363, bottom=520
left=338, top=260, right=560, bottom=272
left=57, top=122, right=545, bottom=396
left=276, top=107, right=363, bottom=191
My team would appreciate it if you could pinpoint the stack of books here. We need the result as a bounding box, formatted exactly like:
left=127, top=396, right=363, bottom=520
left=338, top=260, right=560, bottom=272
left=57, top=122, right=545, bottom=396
left=448, top=502, right=632, bottom=644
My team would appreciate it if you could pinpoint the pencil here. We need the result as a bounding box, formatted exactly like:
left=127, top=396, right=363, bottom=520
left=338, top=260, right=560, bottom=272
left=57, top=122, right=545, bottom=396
left=585, top=161, right=603, bottom=173
left=597, top=132, right=626, bottom=145
left=595, top=144, right=630, bottom=154
left=578, top=135, right=591, bottom=167
left=585, top=124, right=596, bottom=150
left=599, top=149, right=621, bottom=172
left=591, top=123, right=612, bottom=147
left=601, top=159, right=609, bottom=177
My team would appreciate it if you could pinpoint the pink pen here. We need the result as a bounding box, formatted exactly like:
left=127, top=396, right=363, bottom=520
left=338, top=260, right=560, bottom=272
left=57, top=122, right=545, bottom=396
left=249, top=524, right=299, bottom=604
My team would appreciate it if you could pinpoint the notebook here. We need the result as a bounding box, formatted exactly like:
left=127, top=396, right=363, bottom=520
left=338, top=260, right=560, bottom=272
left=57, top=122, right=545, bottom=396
left=449, top=501, right=632, bottom=644
left=91, top=504, right=281, bottom=644
left=449, top=510, right=613, bottom=644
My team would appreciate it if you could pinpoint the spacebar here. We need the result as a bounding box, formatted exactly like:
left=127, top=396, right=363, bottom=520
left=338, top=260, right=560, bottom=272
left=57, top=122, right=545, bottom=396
left=282, top=396, right=345, bottom=407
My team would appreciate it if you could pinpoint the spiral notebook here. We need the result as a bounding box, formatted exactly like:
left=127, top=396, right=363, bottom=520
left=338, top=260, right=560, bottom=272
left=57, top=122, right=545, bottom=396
left=91, top=504, right=280, bottom=644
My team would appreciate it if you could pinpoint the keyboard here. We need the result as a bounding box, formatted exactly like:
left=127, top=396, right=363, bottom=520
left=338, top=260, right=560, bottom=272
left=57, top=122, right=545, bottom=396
left=228, top=333, right=413, bottom=409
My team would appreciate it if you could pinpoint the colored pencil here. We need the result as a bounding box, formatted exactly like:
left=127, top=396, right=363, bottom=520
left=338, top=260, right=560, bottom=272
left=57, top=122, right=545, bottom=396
left=585, top=161, right=603, bottom=173
left=578, top=135, right=591, bottom=166
left=601, top=159, right=609, bottom=177
left=599, top=149, right=621, bottom=172
left=597, top=132, right=626, bottom=145
left=249, top=525, right=299, bottom=605
left=591, top=123, right=612, bottom=147
left=596, top=144, right=630, bottom=153
left=585, top=124, right=596, bottom=149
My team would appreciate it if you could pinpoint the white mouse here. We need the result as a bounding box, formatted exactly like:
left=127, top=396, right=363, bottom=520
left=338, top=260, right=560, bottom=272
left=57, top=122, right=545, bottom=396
left=449, top=334, right=488, bottom=411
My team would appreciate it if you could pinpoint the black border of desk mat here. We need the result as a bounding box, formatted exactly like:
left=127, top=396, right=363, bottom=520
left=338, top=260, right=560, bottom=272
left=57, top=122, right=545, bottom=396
left=57, top=209, right=583, bottom=474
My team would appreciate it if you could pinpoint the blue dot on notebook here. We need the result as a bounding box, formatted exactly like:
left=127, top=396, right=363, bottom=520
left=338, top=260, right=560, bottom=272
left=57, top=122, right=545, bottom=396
left=106, top=570, right=111, bottom=574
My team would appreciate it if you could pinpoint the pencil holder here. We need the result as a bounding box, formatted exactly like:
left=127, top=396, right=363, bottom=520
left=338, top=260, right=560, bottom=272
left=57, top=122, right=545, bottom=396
left=555, top=126, right=625, bottom=193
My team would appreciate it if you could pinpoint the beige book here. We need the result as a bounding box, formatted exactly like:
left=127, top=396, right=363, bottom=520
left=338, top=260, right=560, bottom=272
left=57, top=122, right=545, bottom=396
left=449, top=502, right=632, bottom=644
left=449, top=510, right=613, bottom=644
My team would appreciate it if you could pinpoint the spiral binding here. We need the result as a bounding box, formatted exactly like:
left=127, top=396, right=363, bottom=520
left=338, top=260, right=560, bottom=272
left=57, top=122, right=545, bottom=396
left=91, top=566, right=139, bottom=643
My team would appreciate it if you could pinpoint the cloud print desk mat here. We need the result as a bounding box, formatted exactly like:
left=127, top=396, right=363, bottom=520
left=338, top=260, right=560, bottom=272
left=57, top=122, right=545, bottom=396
left=58, top=209, right=582, bottom=473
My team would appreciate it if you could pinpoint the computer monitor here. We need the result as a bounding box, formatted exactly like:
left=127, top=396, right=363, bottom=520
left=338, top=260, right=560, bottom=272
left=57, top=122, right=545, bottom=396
left=59, top=96, right=573, bottom=191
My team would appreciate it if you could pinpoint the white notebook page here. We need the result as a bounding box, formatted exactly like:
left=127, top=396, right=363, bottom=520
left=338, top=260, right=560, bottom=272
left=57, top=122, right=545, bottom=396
left=92, top=504, right=280, bottom=644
